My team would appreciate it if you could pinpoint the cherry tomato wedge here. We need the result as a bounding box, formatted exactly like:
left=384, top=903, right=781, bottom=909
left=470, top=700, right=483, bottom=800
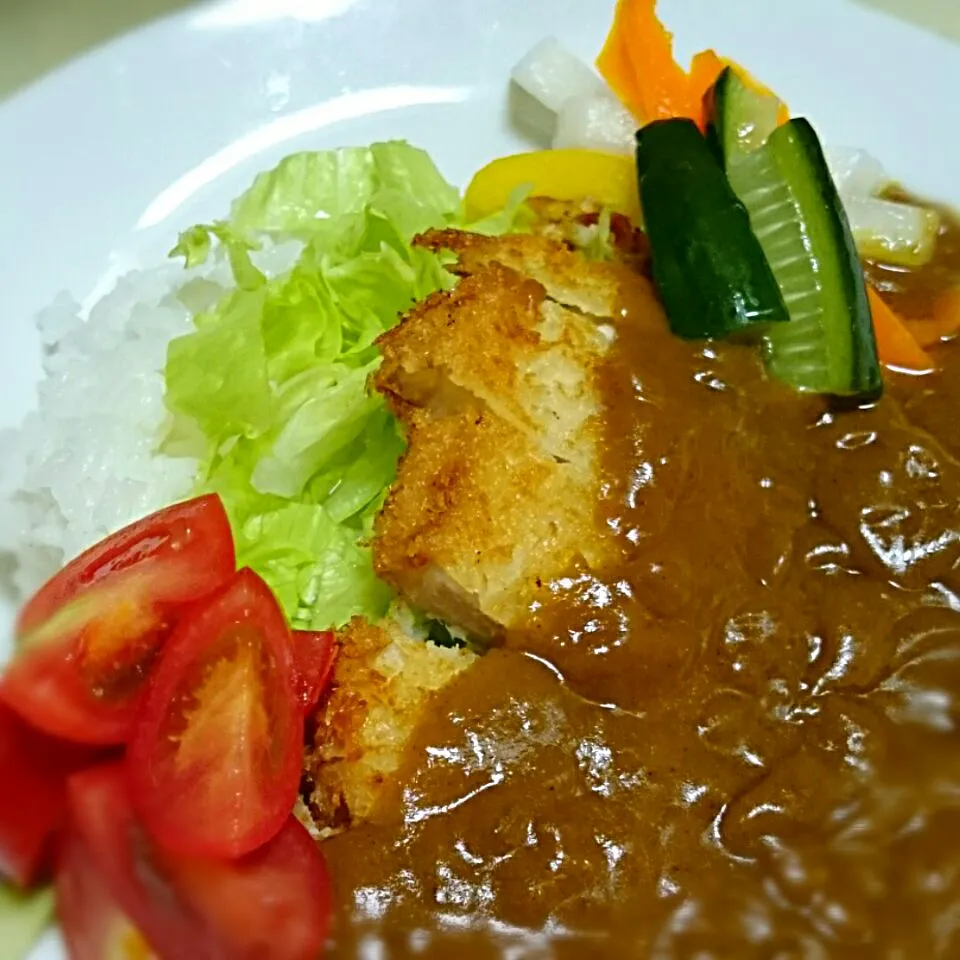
left=67, top=762, right=332, bottom=960
left=56, top=827, right=156, bottom=960
left=0, top=494, right=235, bottom=745
left=0, top=703, right=101, bottom=886
left=292, top=630, right=338, bottom=712
left=128, top=568, right=302, bottom=858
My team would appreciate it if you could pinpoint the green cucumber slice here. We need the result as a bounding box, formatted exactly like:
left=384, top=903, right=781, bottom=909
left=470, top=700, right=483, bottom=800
left=636, top=118, right=789, bottom=340
left=706, top=66, right=781, bottom=162
left=727, top=119, right=882, bottom=397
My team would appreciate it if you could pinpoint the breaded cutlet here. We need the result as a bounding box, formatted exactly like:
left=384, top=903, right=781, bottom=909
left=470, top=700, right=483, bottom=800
left=302, top=614, right=476, bottom=836
left=372, top=230, right=648, bottom=639
left=304, top=228, right=660, bottom=834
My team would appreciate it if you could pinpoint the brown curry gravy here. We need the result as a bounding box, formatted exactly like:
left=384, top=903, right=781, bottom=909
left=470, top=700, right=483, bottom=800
left=322, top=209, right=960, bottom=958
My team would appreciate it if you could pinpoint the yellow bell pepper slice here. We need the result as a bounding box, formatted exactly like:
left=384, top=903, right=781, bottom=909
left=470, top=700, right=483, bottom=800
left=464, top=149, right=640, bottom=224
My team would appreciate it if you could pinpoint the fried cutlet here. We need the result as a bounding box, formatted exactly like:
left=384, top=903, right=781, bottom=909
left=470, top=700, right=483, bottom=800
left=302, top=614, right=476, bottom=835
left=304, top=228, right=663, bottom=832
left=372, top=230, right=658, bottom=638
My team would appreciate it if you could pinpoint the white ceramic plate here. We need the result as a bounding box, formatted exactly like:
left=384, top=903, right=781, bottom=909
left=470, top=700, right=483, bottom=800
left=1, top=0, right=958, bottom=956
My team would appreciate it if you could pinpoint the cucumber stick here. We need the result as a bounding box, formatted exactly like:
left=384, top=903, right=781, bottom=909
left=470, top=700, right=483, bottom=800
left=706, top=66, right=781, bottom=162
left=636, top=118, right=789, bottom=340
left=726, top=119, right=882, bottom=397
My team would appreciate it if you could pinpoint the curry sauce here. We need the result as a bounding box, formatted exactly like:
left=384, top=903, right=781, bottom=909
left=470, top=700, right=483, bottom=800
left=321, top=224, right=960, bottom=958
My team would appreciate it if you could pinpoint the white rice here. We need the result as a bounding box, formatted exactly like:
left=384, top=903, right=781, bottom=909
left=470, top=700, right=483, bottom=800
left=0, top=241, right=300, bottom=599
left=0, top=266, right=199, bottom=597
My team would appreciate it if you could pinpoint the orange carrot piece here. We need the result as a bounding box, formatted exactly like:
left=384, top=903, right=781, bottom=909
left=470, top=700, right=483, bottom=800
left=598, top=1, right=790, bottom=132
left=689, top=49, right=726, bottom=99
left=903, top=288, right=960, bottom=347
left=597, top=0, right=699, bottom=125
left=596, top=0, right=643, bottom=120
left=688, top=50, right=727, bottom=128
left=905, top=319, right=951, bottom=348
left=867, top=286, right=935, bottom=372
left=622, top=0, right=700, bottom=123
left=932, top=287, right=960, bottom=342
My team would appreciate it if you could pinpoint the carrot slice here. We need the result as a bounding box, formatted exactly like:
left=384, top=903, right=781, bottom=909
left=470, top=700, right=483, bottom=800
left=598, top=2, right=789, bottom=131
left=596, top=0, right=643, bottom=120
left=905, top=319, right=952, bottom=348
left=931, top=287, right=960, bottom=343
left=903, top=288, right=960, bottom=347
left=867, top=286, right=935, bottom=372
left=688, top=49, right=726, bottom=100
left=597, top=0, right=699, bottom=125
left=688, top=50, right=727, bottom=128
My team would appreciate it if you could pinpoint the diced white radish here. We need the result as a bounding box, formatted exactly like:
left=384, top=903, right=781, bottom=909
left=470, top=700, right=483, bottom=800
left=824, top=147, right=893, bottom=199
left=845, top=196, right=941, bottom=267
left=511, top=37, right=608, bottom=115
left=824, top=146, right=943, bottom=266
left=552, top=93, right=636, bottom=155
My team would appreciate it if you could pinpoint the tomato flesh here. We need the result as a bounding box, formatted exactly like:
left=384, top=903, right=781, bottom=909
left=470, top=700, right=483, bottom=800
left=67, top=762, right=332, bottom=960
left=128, top=568, right=303, bottom=858
left=0, top=495, right=235, bottom=744
left=56, top=827, right=156, bottom=960
left=292, top=630, right=338, bottom=712
left=0, top=703, right=101, bottom=886
left=164, top=818, right=333, bottom=960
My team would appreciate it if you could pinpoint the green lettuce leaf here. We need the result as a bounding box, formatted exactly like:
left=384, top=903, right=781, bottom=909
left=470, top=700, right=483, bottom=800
left=464, top=183, right=536, bottom=237
left=165, top=141, right=524, bottom=629
left=166, top=288, right=274, bottom=442
left=163, top=143, right=449, bottom=629
left=580, top=207, right=616, bottom=262
left=229, top=142, right=461, bottom=238
left=170, top=222, right=265, bottom=290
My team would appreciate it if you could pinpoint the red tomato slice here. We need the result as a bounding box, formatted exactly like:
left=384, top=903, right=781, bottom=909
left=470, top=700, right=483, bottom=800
left=0, top=703, right=101, bottom=886
left=67, top=762, right=332, bottom=960
left=128, top=568, right=303, bottom=858
left=163, top=818, right=333, bottom=960
left=56, top=827, right=157, bottom=960
left=1, top=494, right=235, bottom=745
left=292, top=630, right=338, bottom=712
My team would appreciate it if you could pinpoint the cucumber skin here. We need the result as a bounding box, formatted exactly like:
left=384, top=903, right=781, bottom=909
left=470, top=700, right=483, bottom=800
left=636, top=119, right=789, bottom=340
left=705, top=67, right=780, bottom=167
left=704, top=67, right=738, bottom=164
left=766, top=119, right=882, bottom=399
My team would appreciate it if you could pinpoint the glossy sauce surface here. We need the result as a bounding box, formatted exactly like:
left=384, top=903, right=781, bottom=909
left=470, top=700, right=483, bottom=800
left=324, top=245, right=960, bottom=957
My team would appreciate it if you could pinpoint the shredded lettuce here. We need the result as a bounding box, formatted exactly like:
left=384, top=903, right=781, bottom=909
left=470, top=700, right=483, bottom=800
left=579, top=207, right=616, bottom=261
left=164, top=141, right=522, bottom=630
left=0, top=883, right=54, bottom=960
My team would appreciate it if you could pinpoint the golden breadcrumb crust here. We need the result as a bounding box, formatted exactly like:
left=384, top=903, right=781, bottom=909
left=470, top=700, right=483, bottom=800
left=372, top=230, right=628, bottom=637
left=303, top=616, right=476, bottom=835
left=303, top=228, right=664, bottom=834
